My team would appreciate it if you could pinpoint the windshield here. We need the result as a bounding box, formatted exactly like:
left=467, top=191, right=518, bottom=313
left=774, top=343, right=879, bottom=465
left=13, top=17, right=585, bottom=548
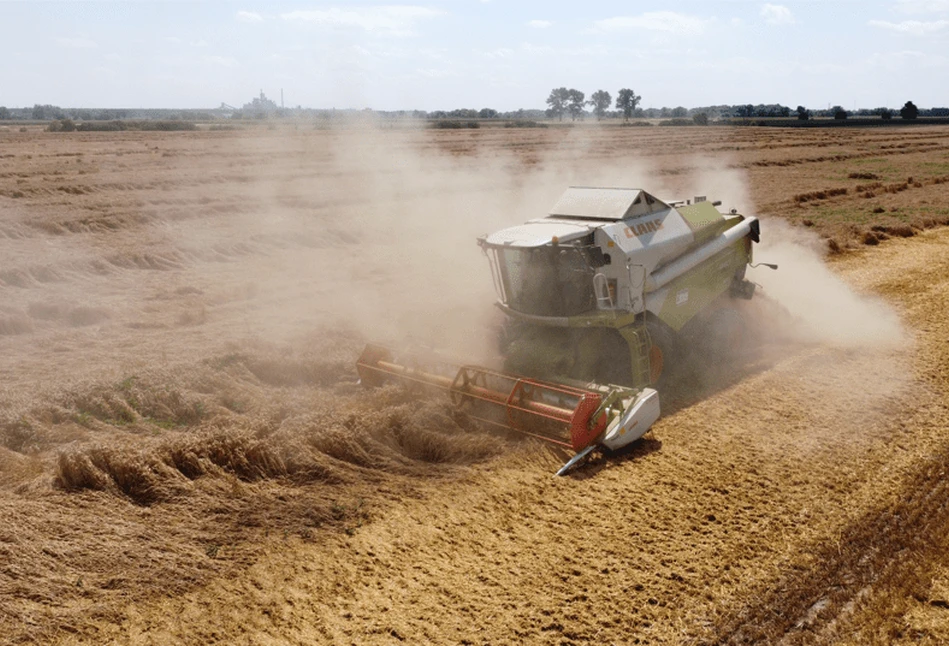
left=494, top=245, right=596, bottom=317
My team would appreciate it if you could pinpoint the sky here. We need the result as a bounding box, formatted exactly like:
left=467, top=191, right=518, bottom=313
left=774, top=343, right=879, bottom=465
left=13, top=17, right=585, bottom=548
left=0, top=0, right=947, bottom=111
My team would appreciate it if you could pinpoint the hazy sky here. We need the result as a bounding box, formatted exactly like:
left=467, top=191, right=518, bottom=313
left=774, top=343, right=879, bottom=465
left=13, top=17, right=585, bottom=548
left=1, top=0, right=947, bottom=111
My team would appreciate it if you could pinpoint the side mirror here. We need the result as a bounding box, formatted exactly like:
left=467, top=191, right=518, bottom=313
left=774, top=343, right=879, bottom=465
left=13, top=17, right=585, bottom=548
left=586, top=246, right=608, bottom=267
left=748, top=218, right=761, bottom=243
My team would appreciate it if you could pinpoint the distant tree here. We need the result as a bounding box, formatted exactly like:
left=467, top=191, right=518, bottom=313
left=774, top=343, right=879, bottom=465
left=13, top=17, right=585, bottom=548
left=796, top=105, right=810, bottom=120
left=879, top=108, right=892, bottom=120
left=588, top=90, right=612, bottom=120
left=671, top=106, right=688, bottom=118
left=567, top=89, right=586, bottom=121
left=478, top=108, right=498, bottom=119
left=900, top=100, right=919, bottom=120
left=0, top=106, right=9, bottom=120
left=32, top=104, right=65, bottom=120
left=830, top=105, right=847, bottom=120
left=616, top=88, right=641, bottom=122
left=546, top=87, right=570, bottom=121
left=693, top=112, right=709, bottom=125
left=60, top=118, right=76, bottom=132
left=736, top=104, right=754, bottom=118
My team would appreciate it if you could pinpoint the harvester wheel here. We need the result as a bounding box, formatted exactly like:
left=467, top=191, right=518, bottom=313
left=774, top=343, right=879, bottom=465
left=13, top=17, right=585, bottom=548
left=646, top=319, right=678, bottom=388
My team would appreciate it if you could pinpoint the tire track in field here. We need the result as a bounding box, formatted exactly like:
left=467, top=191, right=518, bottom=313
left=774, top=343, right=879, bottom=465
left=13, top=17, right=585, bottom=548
left=699, top=406, right=949, bottom=645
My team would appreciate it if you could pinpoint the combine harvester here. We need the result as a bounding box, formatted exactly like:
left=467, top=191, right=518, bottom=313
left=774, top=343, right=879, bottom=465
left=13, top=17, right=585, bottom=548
left=357, top=187, right=775, bottom=474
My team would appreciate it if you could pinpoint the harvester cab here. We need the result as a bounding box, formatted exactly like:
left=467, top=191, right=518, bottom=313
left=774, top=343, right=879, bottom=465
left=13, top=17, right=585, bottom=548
left=357, top=187, right=769, bottom=475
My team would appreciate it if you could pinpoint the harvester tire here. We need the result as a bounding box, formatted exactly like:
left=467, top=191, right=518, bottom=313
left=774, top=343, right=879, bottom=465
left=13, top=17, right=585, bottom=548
left=646, top=318, right=678, bottom=389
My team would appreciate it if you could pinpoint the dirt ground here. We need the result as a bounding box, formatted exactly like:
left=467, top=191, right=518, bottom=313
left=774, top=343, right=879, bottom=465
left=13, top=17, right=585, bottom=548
left=2, top=122, right=949, bottom=645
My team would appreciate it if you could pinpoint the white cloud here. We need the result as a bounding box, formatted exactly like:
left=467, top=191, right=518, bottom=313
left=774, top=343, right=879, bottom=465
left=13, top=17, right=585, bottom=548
left=895, top=0, right=949, bottom=14
left=591, top=12, right=709, bottom=36
left=869, top=18, right=949, bottom=34
left=527, top=20, right=552, bottom=29
left=56, top=37, right=97, bottom=49
left=281, top=6, right=445, bottom=37
left=236, top=11, right=263, bottom=23
left=761, top=4, right=795, bottom=25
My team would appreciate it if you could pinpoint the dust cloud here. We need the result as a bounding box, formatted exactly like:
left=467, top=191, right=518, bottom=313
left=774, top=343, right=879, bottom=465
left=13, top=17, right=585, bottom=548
left=230, top=126, right=905, bottom=371
left=220, top=123, right=667, bottom=365
left=748, top=218, right=906, bottom=349
left=660, top=155, right=906, bottom=353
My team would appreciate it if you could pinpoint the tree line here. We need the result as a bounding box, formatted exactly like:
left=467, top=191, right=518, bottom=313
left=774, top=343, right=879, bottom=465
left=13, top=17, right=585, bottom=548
left=539, top=90, right=941, bottom=122
left=1, top=99, right=944, bottom=124
left=793, top=101, right=922, bottom=121
left=545, top=88, right=643, bottom=121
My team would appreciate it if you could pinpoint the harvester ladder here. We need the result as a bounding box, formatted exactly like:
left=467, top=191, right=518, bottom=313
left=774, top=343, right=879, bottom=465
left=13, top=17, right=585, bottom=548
left=625, top=321, right=653, bottom=389
left=593, top=273, right=614, bottom=309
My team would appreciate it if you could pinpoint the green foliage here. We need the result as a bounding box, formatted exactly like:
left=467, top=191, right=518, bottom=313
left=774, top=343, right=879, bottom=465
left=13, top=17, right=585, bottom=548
left=504, top=120, right=548, bottom=128
left=546, top=87, right=570, bottom=121
left=901, top=101, right=919, bottom=120
left=692, top=112, right=709, bottom=125
left=429, top=120, right=480, bottom=129
left=832, top=106, right=848, bottom=120
left=430, top=108, right=479, bottom=119
left=46, top=119, right=76, bottom=132
left=588, top=90, right=611, bottom=120
left=567, top=89, right=585, bottom=121
left=796, top=105, right=810, bottom=120
left=478, top=108, right=498, bottom=119
left=32, top=104, right=65, bottom=120
left=74, top=120, right=197, bottom=132
left=616, top=88, right=641, bottom=121
left=671, top=106, right=688, bottom=118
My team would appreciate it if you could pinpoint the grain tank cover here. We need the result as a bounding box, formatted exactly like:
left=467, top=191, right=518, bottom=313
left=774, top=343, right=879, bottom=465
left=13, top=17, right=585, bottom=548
left=549, top=187, right=670, bottom=221
left=483, top=220, right=592, bottom=248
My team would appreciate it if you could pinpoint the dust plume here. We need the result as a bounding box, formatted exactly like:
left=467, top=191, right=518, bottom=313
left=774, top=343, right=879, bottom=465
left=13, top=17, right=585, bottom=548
left=664, top=156, right=905, bottom=351
left=748, top=218, right=906, bottom=349
left=216, top=122, right=669, bottom=365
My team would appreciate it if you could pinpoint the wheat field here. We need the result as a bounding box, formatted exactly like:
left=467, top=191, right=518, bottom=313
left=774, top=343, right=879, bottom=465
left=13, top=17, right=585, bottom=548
left=1, top=122, right=949, bottom=644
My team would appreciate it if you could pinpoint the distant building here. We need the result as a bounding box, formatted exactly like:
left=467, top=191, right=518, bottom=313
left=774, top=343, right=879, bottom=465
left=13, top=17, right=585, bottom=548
left=242, top=91, right=280, bottom=118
